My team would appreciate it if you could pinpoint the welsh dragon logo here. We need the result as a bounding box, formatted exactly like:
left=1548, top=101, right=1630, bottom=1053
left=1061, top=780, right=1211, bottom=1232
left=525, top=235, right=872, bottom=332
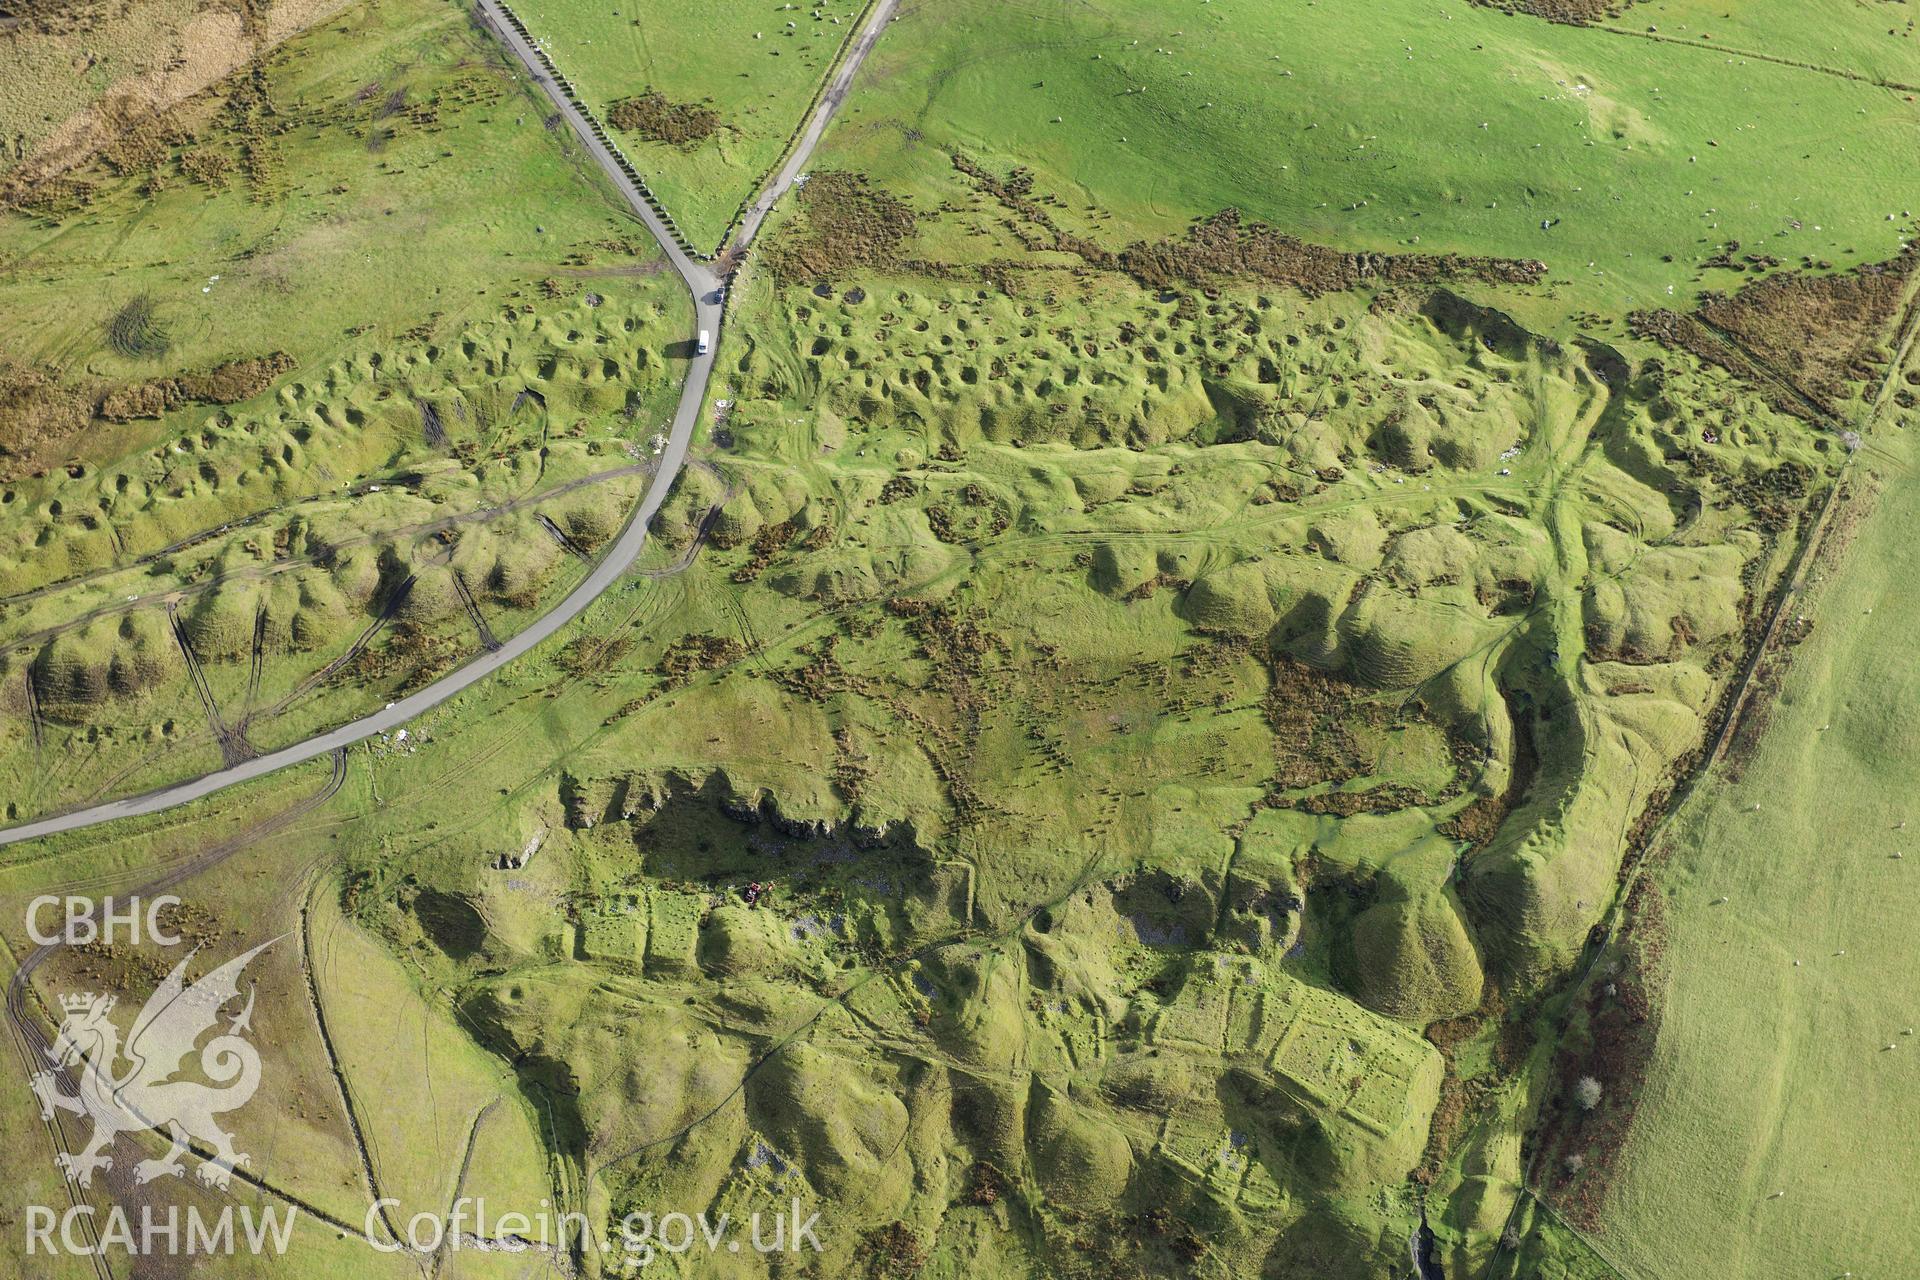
left=29, top=940, right=273, bottom=1191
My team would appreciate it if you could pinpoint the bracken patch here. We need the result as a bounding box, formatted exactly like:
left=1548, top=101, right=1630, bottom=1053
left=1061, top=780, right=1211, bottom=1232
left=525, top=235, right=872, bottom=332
left=1117, top=209, right=1548, bottom=296
left=1631, top=246, right=1917, bottom=416
left=766, top=172, right=918, bottom=282
left=95, top=352, right=296, bottom=421
left=1698, top=246, right=1917, bottom=405
left=1469, top=0, right=1633, bottom=24
left=607, top=89, right=720, bottom=148
left=0, top=363, right=93, bottom=478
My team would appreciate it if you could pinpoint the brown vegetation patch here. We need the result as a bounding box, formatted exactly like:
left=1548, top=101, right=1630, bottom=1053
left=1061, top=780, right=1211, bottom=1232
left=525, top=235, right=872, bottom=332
left=1296, top=782, right=1433, bottom=816
left=62, top=942, right=173, bottom=993
left=949, top=158, right=1546, bottom=298
left=877, top=596, right=1002, bottom=820
left=861, top=1222, right=927, bottom=1279
left=558, top=631, right=635, bottom=676
left=179, top=145, right=235, bottom=189
left=657, top=632, right=749, bottom=686
left=1723, top=459, right=1813, bottom=534
left=0, top=0, right=111, bottom=33
left=1415, top=986, right=1523, bottom=1184
left=1534, top=877, right=1666, bottom=1227
left=730, top=518, right=799, bottom=583
left=949, top=153, right=1112, bottom=264
left=341, top=621, right=464, bottom=690
left=95, top=351, right=296, bottom=421
left=1266, top=656, right=1448, bottom=795
left=1636, top=318, right=1782, bottom=414
left=1121, top=572, right=1191, bottom=602
left=606, top=89, right=720, bottom=148
left=766, top=171, right=917, bottom=282
left=886, top=596, right=998, bottom=677
left=1632, top=247, right=1917, bottom=417
left=924, top=483, right=1009, bottom=544
left=1264, top=656, right=1480, bottom=813
left=0, top=363, right=92, bottom=476
left=1719, top=476, right=1865, bottom=778
left=1118, top=209, right=1547, bottom=296
left=1698, top=247, right=1916, bottom=405
left=1267, top=658, right=1377, bottom=789
left=1469, top=0, right=1632, bottom=24
left=1441, top=689, right=1537, bottom=851
left=770, top=637, right=848, bottom=705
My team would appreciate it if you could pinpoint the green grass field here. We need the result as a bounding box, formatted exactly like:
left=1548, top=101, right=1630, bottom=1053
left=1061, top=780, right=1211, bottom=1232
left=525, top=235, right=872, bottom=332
left=1603, top=0, right=1919, bottom=87
left=506, top=0, right=871, bottom=250
left=795, top=0, right=1918, bottom=327
left=1597, top=419, right=1920, bottom=1278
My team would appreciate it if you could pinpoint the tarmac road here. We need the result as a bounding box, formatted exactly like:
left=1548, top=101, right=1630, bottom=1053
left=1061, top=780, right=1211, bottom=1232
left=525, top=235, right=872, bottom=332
left=0, top=0, right=901, bottom=848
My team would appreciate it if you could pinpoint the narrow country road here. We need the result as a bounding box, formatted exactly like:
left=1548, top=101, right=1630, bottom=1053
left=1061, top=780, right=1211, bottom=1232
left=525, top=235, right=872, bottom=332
left=0, top=0, right=901, bottom=849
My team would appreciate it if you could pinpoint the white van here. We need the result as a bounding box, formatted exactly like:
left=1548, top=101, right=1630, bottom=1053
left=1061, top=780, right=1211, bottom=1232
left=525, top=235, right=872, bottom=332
left=696, top=329, right=711, bottom=355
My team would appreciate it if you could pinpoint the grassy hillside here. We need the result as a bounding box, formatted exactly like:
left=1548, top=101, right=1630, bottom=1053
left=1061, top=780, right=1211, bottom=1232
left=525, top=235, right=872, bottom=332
left=1, top=0, right=675, bottom=467
left=0, top=0, right=355, bottom=191
left=1597, top=411, right=1920, bottom=1277
left=1600, top=0, right=1919, bottom=86
left=803, top=0, right=1918, bottom=327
